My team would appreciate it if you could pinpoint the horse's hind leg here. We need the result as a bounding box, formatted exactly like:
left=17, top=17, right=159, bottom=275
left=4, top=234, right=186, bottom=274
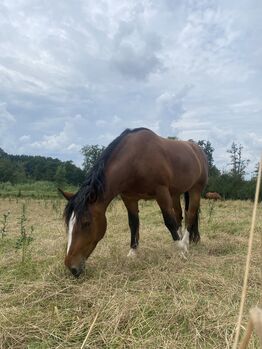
left=156, top=186, right=180, bottom=241
left=121, top=196, right=139, bottom=257
left=186, top=190, right=201, bottom=243
left=172, top=194, right=183, bottom=238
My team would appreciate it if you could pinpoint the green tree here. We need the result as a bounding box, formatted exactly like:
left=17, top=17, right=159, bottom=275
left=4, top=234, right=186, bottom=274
left=0, top=148, right=8, bottom=158
left=227, top=142, right=249, bottom=179
left=252, top=162, right=260, bottom=179
left=197, top=140, right=214, bottom=168
left=197, top=140, right=220, bottom=177
left=64, top=161, right=85, bottom=185
left=0, top=147, right=85, bottom=185
left=81, top=145, right=105, bottom=173
left=54, top=165, right=67, bottom=187
left=0, top=158, right=16, bottom=182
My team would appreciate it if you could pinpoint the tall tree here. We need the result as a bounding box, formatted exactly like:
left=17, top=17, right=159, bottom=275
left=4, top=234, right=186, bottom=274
left=197, top=140, right=214, bottom=168
left=197, top=140, right=219, bottom=176
left=81, top=144, right=105, bottom=173
left=0, top=148, right=8, bottom=158
left=227, top=142, right=250, bottom=178
left=252, top=162, right=260, bottom=179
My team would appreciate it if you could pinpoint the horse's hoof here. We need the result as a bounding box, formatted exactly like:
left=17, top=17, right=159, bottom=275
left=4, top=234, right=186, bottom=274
left=176, top=240, right=189, bottom=253
left=189, top=232, right=200, bottom=244
left=127, top=248, right=138, bottom=258
left=193, top=235, right=200, bottom=244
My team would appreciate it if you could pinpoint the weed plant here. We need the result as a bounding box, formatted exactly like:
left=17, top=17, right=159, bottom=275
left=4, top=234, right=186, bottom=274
left=15, top=203, right=34, bottom=263
left=0, top=211, right=10, bottom=238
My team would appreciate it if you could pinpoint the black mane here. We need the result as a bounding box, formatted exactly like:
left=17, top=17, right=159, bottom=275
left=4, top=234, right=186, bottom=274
left=64, top=127, right=149, bottom=225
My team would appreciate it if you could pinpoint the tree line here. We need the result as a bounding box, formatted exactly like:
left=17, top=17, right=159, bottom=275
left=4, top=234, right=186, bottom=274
left=0, top=148, right=85, bottom=186
left=195, top=140, right=259, bottom=200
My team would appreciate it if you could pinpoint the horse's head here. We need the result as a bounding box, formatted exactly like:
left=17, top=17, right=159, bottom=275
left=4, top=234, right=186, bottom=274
left=60, top=189, right=107, bottom=277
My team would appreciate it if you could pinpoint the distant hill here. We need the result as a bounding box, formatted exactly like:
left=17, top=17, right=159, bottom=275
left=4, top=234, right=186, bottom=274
left=0, top=148, right=85, bottom=185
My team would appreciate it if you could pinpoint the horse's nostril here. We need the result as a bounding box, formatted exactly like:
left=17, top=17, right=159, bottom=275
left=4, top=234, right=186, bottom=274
left=70, top=267, right=80, bottom=278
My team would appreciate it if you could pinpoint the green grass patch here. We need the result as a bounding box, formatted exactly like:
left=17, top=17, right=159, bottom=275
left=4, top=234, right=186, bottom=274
left=0, top=181, right=78, bottom=199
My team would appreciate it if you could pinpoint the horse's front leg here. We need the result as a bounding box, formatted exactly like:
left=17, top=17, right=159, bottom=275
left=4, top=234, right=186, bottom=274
left=121, top=196, right=140, bottom=257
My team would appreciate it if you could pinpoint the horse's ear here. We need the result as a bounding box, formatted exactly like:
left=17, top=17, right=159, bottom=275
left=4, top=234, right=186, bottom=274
left=58, top=188, right=74, bottom=201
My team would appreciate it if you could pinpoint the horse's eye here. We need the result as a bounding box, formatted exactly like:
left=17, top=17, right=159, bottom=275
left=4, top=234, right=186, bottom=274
left=82, top=221, right=91, bottom=228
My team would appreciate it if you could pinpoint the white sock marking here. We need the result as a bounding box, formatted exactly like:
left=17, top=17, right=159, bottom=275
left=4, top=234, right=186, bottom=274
left=67, top=212, right=76, bottom=254
left=127, top=248, right=137, bottom=258
left=178, top=226, right=183, bottom=239
left=175, top=229, right=190, bottom=259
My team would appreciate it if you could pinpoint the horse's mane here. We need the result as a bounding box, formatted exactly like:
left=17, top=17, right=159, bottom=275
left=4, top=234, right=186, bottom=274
left=64, top=127, right=149, bottom=225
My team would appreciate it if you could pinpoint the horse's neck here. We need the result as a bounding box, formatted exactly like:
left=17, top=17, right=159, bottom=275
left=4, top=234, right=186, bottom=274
left=103, top=191, right=116, bottom=209
left=101, top=175, right=120, bottom=208
left=93, top=191, right=115, bottom=213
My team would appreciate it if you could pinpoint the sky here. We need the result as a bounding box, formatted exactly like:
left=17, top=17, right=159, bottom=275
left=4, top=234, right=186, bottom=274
left=0, top=0, right=261, bottom=175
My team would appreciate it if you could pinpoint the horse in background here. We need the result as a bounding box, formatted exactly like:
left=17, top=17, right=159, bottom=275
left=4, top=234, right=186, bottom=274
left=60, top=128, right=208, bottom=277
left=205, top=192, right=222, bottom=201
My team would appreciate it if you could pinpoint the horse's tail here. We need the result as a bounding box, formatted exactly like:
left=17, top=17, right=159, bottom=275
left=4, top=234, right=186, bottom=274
left=184, top=191, right=189, bottom=212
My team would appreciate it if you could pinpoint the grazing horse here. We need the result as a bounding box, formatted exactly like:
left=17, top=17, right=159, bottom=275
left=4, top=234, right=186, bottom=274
left=205, top=192, right=222, bottom=201
left=60, top=128, right=208, bottom=277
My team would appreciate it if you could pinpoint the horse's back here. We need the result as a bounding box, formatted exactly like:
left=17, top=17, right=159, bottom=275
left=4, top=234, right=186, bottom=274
left=107, top=129, right=208, bottom=196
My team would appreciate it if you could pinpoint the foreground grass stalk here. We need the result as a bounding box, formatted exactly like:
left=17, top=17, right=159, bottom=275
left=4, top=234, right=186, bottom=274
left=232, top=156, right=262, bottom=349
left=80, top=312, right=99, bottom=349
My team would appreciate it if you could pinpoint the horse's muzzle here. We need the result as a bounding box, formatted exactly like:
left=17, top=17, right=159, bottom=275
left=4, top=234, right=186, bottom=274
left=65, top=255, right=85, bottom=278
left=70, top=266, right=82, bottom=278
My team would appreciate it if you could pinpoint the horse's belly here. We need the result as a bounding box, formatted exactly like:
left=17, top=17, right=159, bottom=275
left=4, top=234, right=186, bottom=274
left=121, top=191, right=156, bottom=201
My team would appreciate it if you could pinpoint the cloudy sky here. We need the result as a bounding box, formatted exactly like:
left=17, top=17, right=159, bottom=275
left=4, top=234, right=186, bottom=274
left=0, top=0, right=261, bottom=174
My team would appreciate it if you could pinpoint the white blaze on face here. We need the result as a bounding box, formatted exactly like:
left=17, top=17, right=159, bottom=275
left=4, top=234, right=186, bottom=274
left=67, top=212, right=76, bottom=254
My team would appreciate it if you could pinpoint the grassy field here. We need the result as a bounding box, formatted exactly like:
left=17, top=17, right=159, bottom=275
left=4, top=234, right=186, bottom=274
left=0, top=197, right=261, bottom=348
left=0, top=181, right=78, bottom=199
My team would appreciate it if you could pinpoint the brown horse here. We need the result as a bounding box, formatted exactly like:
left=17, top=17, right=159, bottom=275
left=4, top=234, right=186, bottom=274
left=205, top=192, right=222, bottom=200
left=60, top=128, right=208, bottom=277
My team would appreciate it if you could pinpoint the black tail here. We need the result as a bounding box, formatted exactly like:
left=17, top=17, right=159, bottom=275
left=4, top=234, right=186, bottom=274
left=184, top=191, right=189, bottom=211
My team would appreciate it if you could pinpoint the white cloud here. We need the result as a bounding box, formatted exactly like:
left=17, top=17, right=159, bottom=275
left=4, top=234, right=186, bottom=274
left=96, top=119, right=107, bottom=127
left=30, top=120, right=80, bottom=152
left=0, top=103, right=16, bottom=150
left=19, top=135, right=31, bottom=142
left=67, top=143, right=81, bottom=151
left=0, top=103, right=16, bottom=124
left=230, top=99, right=262, bottom=114
left=112, top=115, right=121, bottom=124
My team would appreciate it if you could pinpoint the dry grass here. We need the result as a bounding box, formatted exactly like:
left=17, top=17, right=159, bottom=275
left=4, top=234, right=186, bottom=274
left=0, top=197, right=261, bottom=348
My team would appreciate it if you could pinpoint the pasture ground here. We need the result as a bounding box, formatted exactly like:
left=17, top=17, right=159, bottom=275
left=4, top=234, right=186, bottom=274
left=0, top=197, right=261, bottom=348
